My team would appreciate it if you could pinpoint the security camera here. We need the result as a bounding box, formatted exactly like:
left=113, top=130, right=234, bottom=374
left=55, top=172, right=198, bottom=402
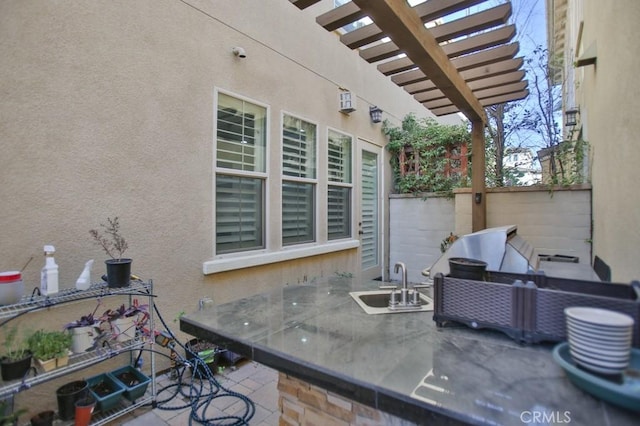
left=232, top=47, right=246, bottom=58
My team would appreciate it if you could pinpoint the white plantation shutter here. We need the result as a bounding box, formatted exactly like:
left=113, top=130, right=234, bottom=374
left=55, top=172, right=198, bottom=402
left=282, top=115, right=317, bottom=245
left=282, top=182, right=315, bottom=244
left=216, top=175, right=264, bottom=253
left=327, top=130, right=352, bottom=240
left=215, top=93, right=267, bottom=254
left=360, top=151, right=378, bottom=268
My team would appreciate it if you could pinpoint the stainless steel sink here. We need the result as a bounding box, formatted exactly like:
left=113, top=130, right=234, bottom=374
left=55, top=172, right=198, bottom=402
left=349, top=290, right=434, bottom=315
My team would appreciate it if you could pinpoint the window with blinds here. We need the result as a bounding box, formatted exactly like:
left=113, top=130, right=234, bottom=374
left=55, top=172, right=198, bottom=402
left=282, top=115, right=316, bottom=245
left=215, top=93, right=267, bottom=254
left=327, top=129, right=352, bottom=240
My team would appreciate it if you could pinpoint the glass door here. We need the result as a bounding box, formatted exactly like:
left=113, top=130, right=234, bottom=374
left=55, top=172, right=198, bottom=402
left=358, top=140, right=383, bottom=280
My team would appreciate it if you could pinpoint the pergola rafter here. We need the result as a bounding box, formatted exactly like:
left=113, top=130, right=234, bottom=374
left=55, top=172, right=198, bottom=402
left=287, top=0, right=530, bottom=231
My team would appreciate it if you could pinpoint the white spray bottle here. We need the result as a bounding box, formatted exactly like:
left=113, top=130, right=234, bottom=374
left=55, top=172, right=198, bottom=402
left=41, top=245, right=59, bottom=295
left=75, top=259, right=94, bottom=291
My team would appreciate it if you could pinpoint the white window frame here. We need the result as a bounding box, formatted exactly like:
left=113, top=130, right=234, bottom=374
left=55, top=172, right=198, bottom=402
left=212, top=89, right=270, bottom=257
left=327, top=127, right=354, bottom=241
left=203, top=92, right=360, bottom=275
left=281, top=111, right=319, bottom=246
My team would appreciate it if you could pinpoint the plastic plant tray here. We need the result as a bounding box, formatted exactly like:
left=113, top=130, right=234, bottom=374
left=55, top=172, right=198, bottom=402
left=553, top=342, right=640, bottom=412
left=433, top=272, right=640, bottom=346
left=86, top=372, right=125, bottom=412
left=108, top=365, right=151, bottom=401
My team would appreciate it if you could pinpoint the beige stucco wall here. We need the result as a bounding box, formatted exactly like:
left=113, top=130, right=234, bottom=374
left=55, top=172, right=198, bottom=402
left=561, top=0, right=640, bottom=282
left=0, top=0, right=457, bottom=329
left=0, top=0, right=466, bottom=415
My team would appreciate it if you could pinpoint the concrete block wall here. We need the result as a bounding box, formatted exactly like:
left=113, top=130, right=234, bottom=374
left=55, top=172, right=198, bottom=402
left=390, top=185, right=592, bottom=284
left=389, top=194, right=455, bottom=284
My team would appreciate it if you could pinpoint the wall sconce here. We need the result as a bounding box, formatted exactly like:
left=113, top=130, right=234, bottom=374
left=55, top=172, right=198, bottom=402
left=339, top=90, right=356, bottom=114
left=369, top=106, right=383, bottom=123
left=565, top=107, right=579, bottom=127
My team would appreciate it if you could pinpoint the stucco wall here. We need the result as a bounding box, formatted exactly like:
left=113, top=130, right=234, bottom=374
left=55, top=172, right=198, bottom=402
left=389, top=185, right=593, bottom=284
left=1, top=1, right=456, bottom=415
left=578, top=0, right=640, bottom=282
left=0, top=0, right=448, bottom=332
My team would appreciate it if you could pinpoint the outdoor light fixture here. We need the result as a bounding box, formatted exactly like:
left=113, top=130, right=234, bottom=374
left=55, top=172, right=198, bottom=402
left=369, top=106, right=383, bottom=123
left=565, top=107, right=579, bottom=127
left=339, top=89, right=356, bottom=113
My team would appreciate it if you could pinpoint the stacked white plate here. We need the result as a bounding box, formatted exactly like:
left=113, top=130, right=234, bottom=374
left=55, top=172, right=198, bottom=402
left=564, top=307, right=634, bottom=375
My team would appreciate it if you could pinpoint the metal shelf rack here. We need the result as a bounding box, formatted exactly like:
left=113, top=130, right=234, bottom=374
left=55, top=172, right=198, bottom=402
left=0, top=279, right=156, bottom=424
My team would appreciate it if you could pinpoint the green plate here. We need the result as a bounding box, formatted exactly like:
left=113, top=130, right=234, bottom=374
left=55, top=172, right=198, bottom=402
left=553, top=342, right=640, bottom=412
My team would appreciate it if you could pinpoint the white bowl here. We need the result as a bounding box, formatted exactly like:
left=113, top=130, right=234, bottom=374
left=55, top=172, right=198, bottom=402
left=565, top=307, right=634, bottom=328
left=568, top=340, right=631, bottom=361
left=566, top=317, right=633, bottom=335
left=567, top=323, right=633, bottom=343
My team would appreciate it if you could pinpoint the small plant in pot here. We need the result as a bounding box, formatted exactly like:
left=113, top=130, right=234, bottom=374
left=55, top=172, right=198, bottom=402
left=64, top=309, right=102, bottom=354
left=27, top=329, right=72, bottom=372
left=101, top=303, right=149, bottom=343
left=0, top=326, right=33, bottom=382
left=90, top=216, right=132, bottom=288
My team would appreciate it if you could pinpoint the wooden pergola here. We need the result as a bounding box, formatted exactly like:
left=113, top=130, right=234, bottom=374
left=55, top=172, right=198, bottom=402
left=289, top=0, right=529, bottom=231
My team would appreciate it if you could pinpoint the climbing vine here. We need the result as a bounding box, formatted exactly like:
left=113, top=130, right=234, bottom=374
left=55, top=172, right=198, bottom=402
left=382, top=114, right=471, bottom=194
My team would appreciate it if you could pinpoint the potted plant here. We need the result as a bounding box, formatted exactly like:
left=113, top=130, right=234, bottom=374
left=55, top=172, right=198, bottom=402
left=27, top=329, right=72, bottom=372
left=184, top=338, right=222, bottom=378
left=101, top=303, right=149, bottom=343
left=0, top=326, right=33, bottom=381
left=64, top=308, right=102, bottom=354
left=90, top=216, right=131, bottom=288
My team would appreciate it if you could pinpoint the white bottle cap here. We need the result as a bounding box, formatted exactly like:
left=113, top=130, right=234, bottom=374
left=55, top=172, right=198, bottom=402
left=44, top=245, right=55, bottom=254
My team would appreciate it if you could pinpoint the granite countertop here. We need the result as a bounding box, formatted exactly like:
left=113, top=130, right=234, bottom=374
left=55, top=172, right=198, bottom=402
left=180, top=276, right=637, bottom=425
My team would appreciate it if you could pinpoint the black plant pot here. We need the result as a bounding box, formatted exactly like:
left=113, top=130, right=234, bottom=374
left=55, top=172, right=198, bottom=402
left=448, top=257, right=488, bottom=281
left=30, top=410, right=54, bottom=426
left=56, top=380, right=88, bottom=421
left=185, top=338, right=221, bottom=378
left=105, top=258, right=132, bottom=288
left=0, top=351, right=33, bottom=381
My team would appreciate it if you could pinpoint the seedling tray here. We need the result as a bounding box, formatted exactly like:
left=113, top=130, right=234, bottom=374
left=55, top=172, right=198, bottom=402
left=108, top=365, right=151, bottom=401
left=86, top=372, right=125, bottom=412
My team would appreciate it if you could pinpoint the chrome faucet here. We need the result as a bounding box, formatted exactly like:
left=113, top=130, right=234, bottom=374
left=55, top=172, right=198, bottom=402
left=394, top=262, right=409, bottom=305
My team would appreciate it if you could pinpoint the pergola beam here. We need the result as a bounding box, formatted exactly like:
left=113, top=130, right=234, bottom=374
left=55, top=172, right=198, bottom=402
left=344, top=0, right=497, bottom=49
left=352, top=0, right=486, bottom=123
left=359, top=3, right=512, bottom=62
left=414, top=70, right=525, bottom=102
left=289, top=0, right=321, bottom=10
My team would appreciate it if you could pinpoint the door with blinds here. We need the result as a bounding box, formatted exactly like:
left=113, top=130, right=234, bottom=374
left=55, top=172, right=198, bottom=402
left=358, top=140, right=383, bottom=280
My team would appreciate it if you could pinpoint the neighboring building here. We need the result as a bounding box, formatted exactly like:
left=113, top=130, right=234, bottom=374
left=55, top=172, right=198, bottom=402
left=547, top=0, right=640, bottom=281
left=503, top=147, right=541, bottom=186
left=0, top=0, right=461, bottom=320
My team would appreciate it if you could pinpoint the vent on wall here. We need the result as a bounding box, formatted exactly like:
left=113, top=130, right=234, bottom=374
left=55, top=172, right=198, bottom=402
left=339, top=90, right=356, bottom=114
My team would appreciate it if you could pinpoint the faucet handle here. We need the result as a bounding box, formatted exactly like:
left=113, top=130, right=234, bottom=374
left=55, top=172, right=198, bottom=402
left=413, top=284, right=431, bottom=290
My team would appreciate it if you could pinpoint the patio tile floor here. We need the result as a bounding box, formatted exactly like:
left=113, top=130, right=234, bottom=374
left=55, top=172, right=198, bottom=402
left=116, top=360, right=279, bottom=425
